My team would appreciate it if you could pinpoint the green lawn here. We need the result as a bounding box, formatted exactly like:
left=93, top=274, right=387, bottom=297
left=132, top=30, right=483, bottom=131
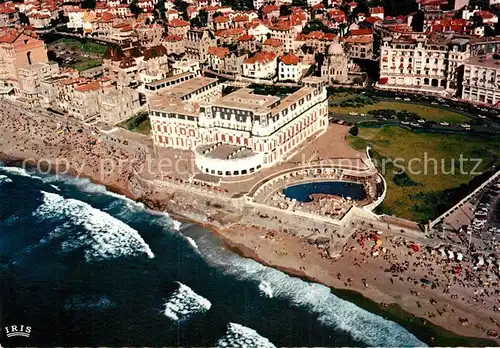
left=134, top=118, right=151, bottom=135
left=118, top=113, right=151, bottom=134
left=52, top=38, right=107, bottom=55
left=331, top=101, right=470, bottom=124
left=72, top=59, right=102, bottom=72
left=348, top=126, right=500, bottom=222
left=328, top=92, right=359, bottom=102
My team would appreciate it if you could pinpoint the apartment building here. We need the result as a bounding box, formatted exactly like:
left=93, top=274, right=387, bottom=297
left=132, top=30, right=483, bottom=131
left=378, top=34, right=470, bottom=96
left=461, top=55, right=500, bottom=106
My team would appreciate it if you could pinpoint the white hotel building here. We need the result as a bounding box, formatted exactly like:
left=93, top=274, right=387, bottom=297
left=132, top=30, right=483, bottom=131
left=377, top=35, right=470, bottom=96
left=148, top=76, right=328, bottom=177
left=462, top=55, right=500, bottom=106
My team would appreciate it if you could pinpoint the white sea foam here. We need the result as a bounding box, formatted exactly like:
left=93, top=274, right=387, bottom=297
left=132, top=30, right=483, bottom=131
left=0, top=166, right=32, bottom=177
left=172, top=219, right=182, bottom=231
left=217, top=323, right=276, bottom=348
left=163, top=282, right=211, bottom=322
left=0, top=174, right=12, bottom=184
left=186, top=237, right=199, bottom=251
left=49, top=184, right=60, bottom=191
left=35, top=191, right=154, bottom=262
left=199, top=245, right=426, bottom=347
left=258, top=281, right=273, bottom=298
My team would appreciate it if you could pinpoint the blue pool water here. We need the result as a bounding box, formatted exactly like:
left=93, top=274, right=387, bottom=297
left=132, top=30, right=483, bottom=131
left=283, top=181, right=366, bottom=202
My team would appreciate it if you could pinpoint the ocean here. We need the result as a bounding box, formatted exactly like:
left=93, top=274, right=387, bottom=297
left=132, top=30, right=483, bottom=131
left=0, top=164, right=425, bottom=347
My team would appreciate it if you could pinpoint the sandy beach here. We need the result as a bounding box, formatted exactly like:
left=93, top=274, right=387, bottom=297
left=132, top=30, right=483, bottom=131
left=1, top=101, right=498, bottom=346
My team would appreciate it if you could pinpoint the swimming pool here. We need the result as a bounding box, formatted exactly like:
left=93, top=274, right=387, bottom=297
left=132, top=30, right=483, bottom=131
left=283, top=181, right=366, bottom=203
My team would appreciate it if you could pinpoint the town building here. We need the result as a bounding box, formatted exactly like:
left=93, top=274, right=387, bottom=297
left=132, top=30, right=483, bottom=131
left=461, top=55, right=500, bottom=106
left=207, top=46, right=230, bottom=72
left=345, top=29, right=374, bottom=60
left=321, top=42, right=349, bottom=84
left=278, top=52, right=302, bottom=82
left=149, top=76, right=329, bottom=177
left=243, top=51, right=277, bottom=79
left=0, top=29, right=48, bottom=96
left=224, top=50, right=248, bottom=76
left=184, top=28, right=216, bottom=63
left=377, top=34, right=470, bottom=96
left=172, top=59, right=201, bottom=75
left=168, top=18, right=190, bottom=37
left=99, top=86, right=141, bottom=124
left=18, top=61, right=60, bottom=106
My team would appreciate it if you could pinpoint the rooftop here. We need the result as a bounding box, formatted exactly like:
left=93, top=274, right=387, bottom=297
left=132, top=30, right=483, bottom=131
left=197, top=144, right=255, bottom=160
left=466, top=55, right=500, bottom=69
left=213, top=88, right=280, bottom=111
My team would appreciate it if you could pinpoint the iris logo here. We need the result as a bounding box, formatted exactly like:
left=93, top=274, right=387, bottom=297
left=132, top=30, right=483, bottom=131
left=4, top=325, right=31, bottom=338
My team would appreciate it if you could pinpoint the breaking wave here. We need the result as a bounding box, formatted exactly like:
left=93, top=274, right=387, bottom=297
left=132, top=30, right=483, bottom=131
left=35, top=191, right=154, bottom=262
left=0, top=166, right=32, bottom=177
left=0, top=174, right=13, bottom=184
left=217, top=323, right=276, bottom=348
left=199, top=245, right=425, bottom=347
left=163, top=282, right=211, bottom=322
left=186, top=237, right=199, bottom=252
left=258, top=281, right=273, bottom=298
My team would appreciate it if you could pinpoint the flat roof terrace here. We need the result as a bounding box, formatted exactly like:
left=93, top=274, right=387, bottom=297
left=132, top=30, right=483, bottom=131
left=467, top=55, right=500, bottom=69
left=161, top=76, right=217, bottom=99
left=197, top=143, right=255, bottom=160
left=214, top=88, right=280, bottom=111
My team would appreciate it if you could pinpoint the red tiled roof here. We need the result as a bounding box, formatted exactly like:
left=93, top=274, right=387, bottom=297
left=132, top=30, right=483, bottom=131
left=279, top=52, right=299, bottom=65
left=232, top=14, right=248, bottom=22
left=263, top=38, right=281, bottom=47
left=262, top=5, right=279, bottom=14
left=168, top=18, right=189, bottom=27
left=208, top=46, right=230, bottom=58
left=74, top=81, right=101, bottom=92
left=369, top=6, right=384, bottom=14
left=238, top=34, right=254, bottom=41
left=0, top=28, right=21, bottom=43
left=477, top=10, right=495, bottom=19
left=165, top=34, right=182, bottom=41
left=215, top=27, right=244, bottom=37
left=322, top=33, right=337, bottom=41
left=364, top=17, right=381, bottom=24
left=350, top=28, right=372, bottom=35
left=214, top=15, right=229, bottom=23
left=245, top=51, right=276, bottom=64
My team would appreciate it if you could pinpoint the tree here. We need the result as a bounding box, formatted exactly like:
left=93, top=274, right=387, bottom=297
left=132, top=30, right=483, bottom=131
left=485, top=25, right=495, bottom=37
left=352, top=76, right=364, bottom=85
left=411, top=10, right=424, bottom=32
left=315, top=52, right=324, bottom=67
left=280, top=5, right=292, bottom=16
left=129, top=0, right=142, bottom=16
left=349, top=125, right=359, bottom=136
left=199, top=9, right=208, bottom=24
left=173, top=0, right=189, bottom=19
left=292, top=0, right=307, bottom=7
left=471, top=13, right=483, bottom=28
left=82, top=0, right=96, bottom=9
left=350, top=0, right=369, bottom=19
left=376, top=0, right=418, bottom=17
